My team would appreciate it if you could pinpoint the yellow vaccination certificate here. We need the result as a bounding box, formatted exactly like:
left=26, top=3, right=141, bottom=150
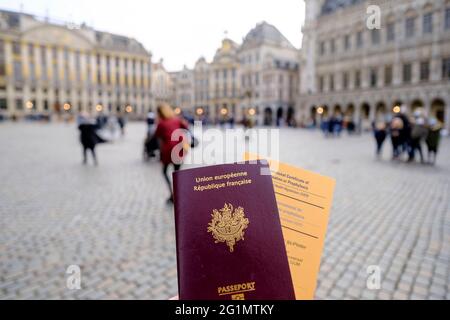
left=244, top=153, right=336, bottom=300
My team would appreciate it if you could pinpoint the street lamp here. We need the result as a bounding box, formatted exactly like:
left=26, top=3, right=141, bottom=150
left=125, top=105, right=133, bottom=113
left=248, top=108, right=256, bottom=116
left=317, top=107, right=324, bottom=115
left=96, top=104, right=103, bottom=112
left=393, top=106, right=401, bottom=114
left=174, top=107, right=181, bottom=115
left=63, top=103, right=71, bottom=111
left=196, top=108, right=204, bottom=116
left=25, top=101, right=34, bottom=110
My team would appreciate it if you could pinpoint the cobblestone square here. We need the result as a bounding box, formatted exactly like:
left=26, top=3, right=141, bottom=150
left=0, top=122, right=449, bottom=300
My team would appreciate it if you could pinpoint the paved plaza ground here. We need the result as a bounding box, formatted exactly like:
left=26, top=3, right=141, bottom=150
left=0, top=121, right=449, bottom=300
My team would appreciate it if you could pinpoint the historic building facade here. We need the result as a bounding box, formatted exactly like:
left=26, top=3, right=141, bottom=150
left=151, top=59, right=175, bottom=108
left=172, top=22, right=300, bottom=125
left=206, top=38, right=240, bottom=123
left=299, top=0, right=450, bottom=131
left=238, top=22, right=300, bottom=126
left=192, top=56, right=210, bottom=119
left=0, top=9, right=152, bottom=117
left=171, top=66, right=194, bottom=112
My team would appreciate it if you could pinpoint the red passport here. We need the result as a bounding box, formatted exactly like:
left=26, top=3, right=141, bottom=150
left=173, top=162, right=295, bottom=300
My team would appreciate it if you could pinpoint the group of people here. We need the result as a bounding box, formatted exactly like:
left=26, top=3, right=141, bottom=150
left=77, top=113, right=127, bottom=165
left=373, top=107, right=443, bottom=164
left=321, top=114, right=357, bottom=137
left=144, top=104, right=190, bottom=203
left=78, top=105, right=189, bottom=204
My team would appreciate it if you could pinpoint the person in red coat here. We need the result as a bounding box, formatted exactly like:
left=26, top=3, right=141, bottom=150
left=154, top=103, right=189, bottom=203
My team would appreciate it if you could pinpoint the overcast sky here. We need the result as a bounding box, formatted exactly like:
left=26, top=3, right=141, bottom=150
left=1, top=0, right=305, bottom=71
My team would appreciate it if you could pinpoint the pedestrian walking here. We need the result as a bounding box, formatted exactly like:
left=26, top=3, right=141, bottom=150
left=425, top=118, right=442, bottom=165
left=397, top=106, right=412, bottom=158
left=117, top=113, right=126, bottom=136
left=154, top=103, right=189, bottom=204
left=78, top=114, right=106, bottom=166
left=373, top=121, right=387, bottom=158
left=390, top=117, right=404, bottom=160
left=409, top=117, right=428, bottom=163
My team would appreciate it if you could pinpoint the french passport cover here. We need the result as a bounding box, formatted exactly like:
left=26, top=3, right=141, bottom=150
left=173, top=161, right=295, bottom=300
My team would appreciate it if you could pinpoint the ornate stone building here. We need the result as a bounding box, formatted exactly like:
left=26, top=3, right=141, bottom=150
left=173, top=22, right=300, bottom=125
left=192, top=56, right=210, bottom=119
left=299, top=0, right=450, bottom=131
left=206, top=38, right=240, bottom=123
left=0, top=9, right=152, bottom=117
left=171, top=66, right=194, bottom=112
left=151, top=59, right=174, bottom=108
left=238, top=22, right=299, bottom=126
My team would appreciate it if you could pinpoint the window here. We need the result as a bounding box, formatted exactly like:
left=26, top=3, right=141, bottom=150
left=40, top=46, right=47, bottom=65
left=0, top=58, right=4, bottom=76
left=0, top=40, right=5, bottom=76
left=355, top=71, right=361, bottom=88
left=420, top=61, right=430, bottom=81
left=12, top=42, right=21, bottom=55
left=28, top=44, right=34, bottom=57
left=343, top=72, right=349, bottom=90
left=443, top=58, right=450, bottom=79
left=371, top=29, right=380, bottom=45
left=329, top=74, right=334, bottom=91
left=384, top=65, right=393, bottom=86
left=403, top=63, right=412, bottom=83
left=405, top=17, right=416, bottom=38
left=0, top=98, right=7, bottom=110
left=370, top=68, right=378, bottom=87
left=330, top=39, right=335, bottom=53
left=320, top=41, right=325, bottom=55
left=356, top=31, right=363, bottom=48
left=446, top=8, right=450, bottom=30
left=97, top=70, right=102, bottom=84
left=75, top=51, right=81, bottom=81
left=319, top=76, right=324, bottom=92
left=29, top=61, right=35, bottom=82
left=16, top=98, right=23, bottom=110
left=13, top=61, right=22, bottom=81
left=63, top=47, right=69, bottom=61
left=344, top=35, right=351, bottom=50
left=387, top=23, right=395, bottom=42
left=423, top=13, right=433, bottom=34
left=52, top=47, right=58, bottom=60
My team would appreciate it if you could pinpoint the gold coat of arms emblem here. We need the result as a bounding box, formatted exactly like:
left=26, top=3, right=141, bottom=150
left=207, top=203, right=250, bottom=252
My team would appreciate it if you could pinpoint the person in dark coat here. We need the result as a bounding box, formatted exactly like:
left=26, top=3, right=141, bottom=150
left=397, top=107, right=411, bottom=157
left=78, top=117, right=105, bottom=165
left=390, top=117, right=404, bottom=160
left=373, top=121, right=387, bottom=158
left=117, top=114, right=126, bottom=136
left=408, top=117, right=428, bottom=163
left=425, top=118, right=442, bottom=165
left=154, top=103, right=189, bottom=203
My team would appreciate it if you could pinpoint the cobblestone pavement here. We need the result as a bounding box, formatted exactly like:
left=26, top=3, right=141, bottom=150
left=0, top=122, right=449, bottom=300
